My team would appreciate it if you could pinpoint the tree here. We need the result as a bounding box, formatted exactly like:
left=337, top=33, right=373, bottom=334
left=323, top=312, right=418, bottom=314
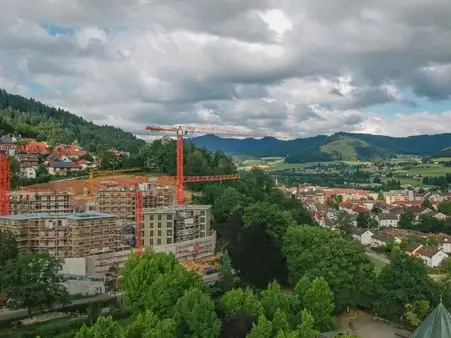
left=297, top=310, right=319, bottom=338
left=213, top=187, right=246, bottom=224
left=356, top=212, right=376, bottom=229
left=144, top=265, right=205, bottom=317
left=438, top=201, right=451, bottom=216
left=421, top=199, right=433, bottom=208
left=293, top=276, right=334, bottom=331
left=1, top=252, right=69, bottom=315
left=272, top=309, right=290, bottom=335
left=104, top=261, right=120, bottom=294
left=246, top=314, right=273, bottom=338
left=398, top=209, right=415, bottom=229
left=404, top=300, right=430, bottom=327
left=120, top=251, right=180, bottom=311
left=220, top=288, right=264, bottom=317
left=0, top=230, right=18, bottom=268
left=373, top=252, right=437, bottom=320
left=173, top=288, right=221, bottom=338
left=260, top=281, right=293, bottom=321
left=123, top=310, right=176, bottom=338
left=335, top=211, right=355, bottom=234
left=220, top=311, right=256, bottom=338
left=283, top=226, right=375, bottom=311
left=218, top=250, right=235, bottom=292
left=76, top=315, right=122, bottom=338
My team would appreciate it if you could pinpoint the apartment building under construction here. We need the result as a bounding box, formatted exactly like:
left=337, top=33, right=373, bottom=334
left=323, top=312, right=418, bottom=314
left=142, top=204, right=216, bottom=260
left=94, top=179, right=173, bottom=219
left=0, top=212, right=125, bottom=258
left=9, top=190, right=75, bottom=215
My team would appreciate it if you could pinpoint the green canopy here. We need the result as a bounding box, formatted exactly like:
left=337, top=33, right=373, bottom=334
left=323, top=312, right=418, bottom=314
left=411, top=302, right=451, bottom=338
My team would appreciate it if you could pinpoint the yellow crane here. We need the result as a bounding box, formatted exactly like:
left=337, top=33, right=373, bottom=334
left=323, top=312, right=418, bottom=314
left=87, top=168, right=141, bottom=197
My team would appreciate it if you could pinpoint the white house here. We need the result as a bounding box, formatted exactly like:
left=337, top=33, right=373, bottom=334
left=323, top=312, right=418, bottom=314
left=416, top=246, right=448, bottom=268
left=351, top=229, right=374, bottom=245
left=21, top=167, right=37, bottom=179
left=377, top=213, right=399, bottom=228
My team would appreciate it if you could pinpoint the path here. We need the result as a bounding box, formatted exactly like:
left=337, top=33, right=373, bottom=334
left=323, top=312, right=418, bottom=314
left=365, top=250, right=389, bottom=263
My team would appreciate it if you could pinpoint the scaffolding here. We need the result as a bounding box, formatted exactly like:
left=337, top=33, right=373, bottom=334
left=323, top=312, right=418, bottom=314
left=94, top=180, right=173, bottom=219
left=0, top=212, right=124, bottom=258
left=9, top=190, right=75, bottom=215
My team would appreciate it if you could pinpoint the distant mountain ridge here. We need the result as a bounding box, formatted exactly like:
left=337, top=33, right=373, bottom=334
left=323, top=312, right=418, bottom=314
left=192, top=132, right=451, bottom=163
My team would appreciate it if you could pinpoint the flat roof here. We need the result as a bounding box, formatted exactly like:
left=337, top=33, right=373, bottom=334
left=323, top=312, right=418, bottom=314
left=0, top=212, right=115, bottom=221
left=144, top=205, right=211, bottom=214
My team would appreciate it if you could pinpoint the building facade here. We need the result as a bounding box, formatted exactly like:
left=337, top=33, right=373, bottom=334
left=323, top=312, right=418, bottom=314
left=0, top=212, right=124, bottom=258
left=9, top=190, right=75, bottom=215
left=142, top=205, right=215, bottom=260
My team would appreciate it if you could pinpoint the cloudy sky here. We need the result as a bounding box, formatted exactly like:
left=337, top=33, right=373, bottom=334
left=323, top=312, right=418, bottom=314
left=1, top=0, right=451, bottom=140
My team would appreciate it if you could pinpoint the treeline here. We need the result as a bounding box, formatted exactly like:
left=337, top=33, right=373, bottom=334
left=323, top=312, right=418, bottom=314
left=0, top=89, right=145, bottom=153
left=101, top=138, right=237, bottom=181
left=423, top=175, right=451, bottom=188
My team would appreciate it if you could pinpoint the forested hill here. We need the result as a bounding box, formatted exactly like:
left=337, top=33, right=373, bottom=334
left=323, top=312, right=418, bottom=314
left=0, top=89, right=145, bottom=153
left=192, top=132, right=451, bottom=163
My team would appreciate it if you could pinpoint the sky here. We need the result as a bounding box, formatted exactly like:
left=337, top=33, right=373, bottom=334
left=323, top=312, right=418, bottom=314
left=1, top=0, right=451, bottom=140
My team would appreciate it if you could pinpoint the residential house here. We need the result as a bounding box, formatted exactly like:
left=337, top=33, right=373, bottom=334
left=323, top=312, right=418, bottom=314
left=371, top=233, right=389, bottom=247
left=53, top=144, right=87, bottom=159
left=420, top=209, right=448, bottom=221
left=21, top=167, right=37, bottom=179
left=425, top=191, right=449, bottom=203
left=416, top=246, right=448, bottom=268
left=47, top=161, right=82, bottom=176
left=22, top=140, right=50, bottom=154
left=406, top=242, right=424, bottom=256
left=436, top=234, right=451, bottom=254
left=76, top=159, right=93, bottom=170
left=392, top=200, right=423, bottom=208
left=351, top=228, right=374, bottom=245
left=377, top=213, right=399, bottom=228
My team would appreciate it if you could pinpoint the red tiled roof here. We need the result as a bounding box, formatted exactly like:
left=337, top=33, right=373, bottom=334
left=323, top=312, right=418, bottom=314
left=22, top=141, right=50, bottom=154
left=392, top=200, right=422, bottom=206
left=53, top=144, right=87, bottom=156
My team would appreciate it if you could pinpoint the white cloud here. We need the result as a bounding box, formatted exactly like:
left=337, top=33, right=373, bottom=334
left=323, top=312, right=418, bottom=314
left=1, top=0, right=451, bottom=139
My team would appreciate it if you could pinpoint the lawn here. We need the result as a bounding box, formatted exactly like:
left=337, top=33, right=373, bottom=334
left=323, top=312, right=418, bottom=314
left=380, top=177, right=435, bottom=187
left=367, top=256, right=387, bottom=276
left=405, top=165, right=451, bottom=176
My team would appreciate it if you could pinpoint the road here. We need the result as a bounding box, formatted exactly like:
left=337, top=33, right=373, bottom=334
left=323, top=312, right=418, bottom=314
left=0, top=293, right=117, bottom=322
left=0, top=274, right=219, bottom=322
left=365, top=250, right=389, bottom=263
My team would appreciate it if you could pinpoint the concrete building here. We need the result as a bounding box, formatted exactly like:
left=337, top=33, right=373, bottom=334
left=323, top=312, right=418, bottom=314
left=95, top=180, right=173, bottom=219
left=63, top=250, right=132, bottom=277
left=142, top=205, right=215, bottom=260
left=9, top=190, right=75, bottom=215
left=0, top=212, right=125, bottom=258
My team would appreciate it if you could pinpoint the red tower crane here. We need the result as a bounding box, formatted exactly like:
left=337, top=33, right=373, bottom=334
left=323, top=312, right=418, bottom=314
left=133, top=125, right=276, bottom=255
left=145, top=125, right=274, bottom=205
left=0, top=152, right=10, bottom=216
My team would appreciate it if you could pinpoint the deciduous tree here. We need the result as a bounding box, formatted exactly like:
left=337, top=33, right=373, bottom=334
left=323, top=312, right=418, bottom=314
left=1, top=252, right=69, bottom=316
left=220, top=288, right=264, bottom=317
left=174, top=288, right=221, bottom=338
left=0, top=230, right=18, bottom=268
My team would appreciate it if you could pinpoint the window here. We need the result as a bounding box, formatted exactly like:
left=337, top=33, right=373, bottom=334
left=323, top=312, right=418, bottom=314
left=157, top=238, right=161, bottom=245
left=167, top=215, right=173, bottom=221
left=158, top=215, right=162, bottom=221
left=158, top=230, right=161, bottom=236
left=158, top=222, right=161, bottom=228
left=167, top=238, right=172, bottom=244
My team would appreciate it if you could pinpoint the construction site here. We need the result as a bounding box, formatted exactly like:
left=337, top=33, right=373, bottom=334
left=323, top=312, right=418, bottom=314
left=0, top=125, right=269, bottom=279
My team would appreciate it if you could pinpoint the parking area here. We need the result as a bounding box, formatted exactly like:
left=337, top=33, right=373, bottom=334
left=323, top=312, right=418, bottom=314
left=336, top=311, right=410, bottom=338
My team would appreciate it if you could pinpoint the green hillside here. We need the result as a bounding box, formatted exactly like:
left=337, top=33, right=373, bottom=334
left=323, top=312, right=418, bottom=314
left=0, top=89, right=146, bottom=153
left=320, top=137, right=393, bottom=161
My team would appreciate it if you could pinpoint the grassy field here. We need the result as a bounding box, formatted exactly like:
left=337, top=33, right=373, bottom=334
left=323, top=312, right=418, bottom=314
left=270, top=159, right=372, bottom=171
left=367, top=256, right=386, bottom=276
left=380, top=177, right=435, bottom=187
left=433, top=157, right=451, bottom=162
left=403, top=164, right=451, bottom=176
